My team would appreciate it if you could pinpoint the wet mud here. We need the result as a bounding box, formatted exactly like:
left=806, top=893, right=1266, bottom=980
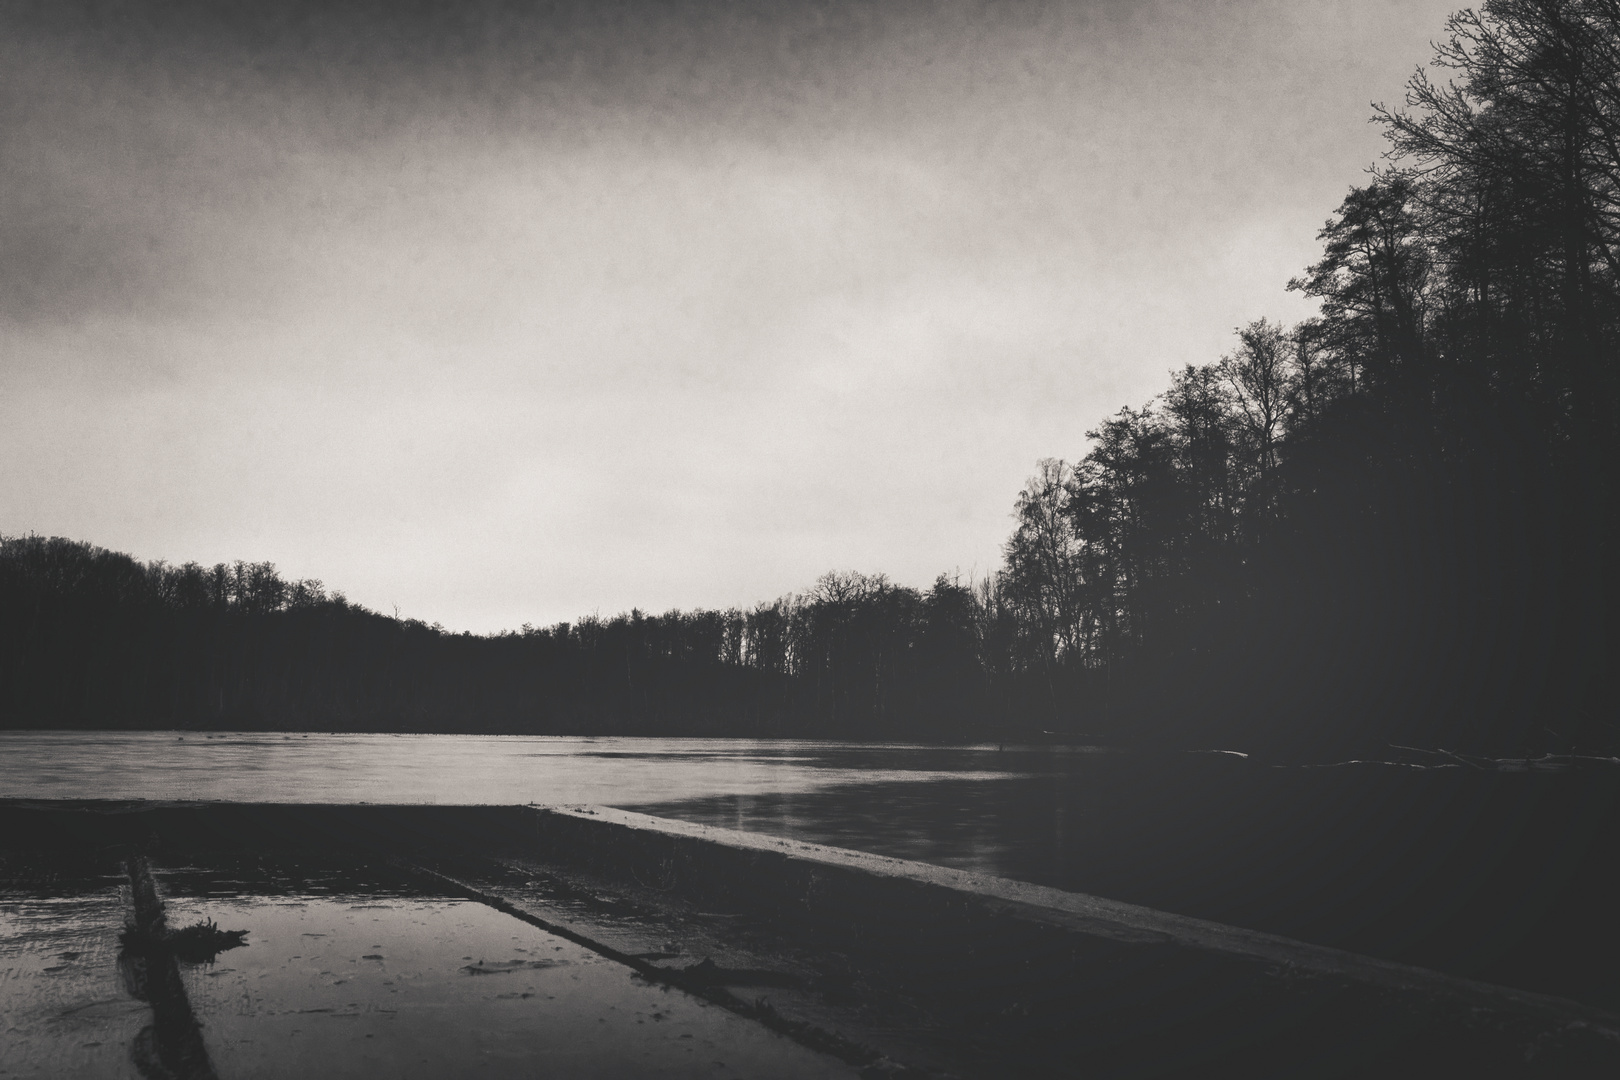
left=0, top=878, right=147, bottom=1080
left=3, top=842, right=858, bottom=1079
left=161, top=892, right=854, bottom=1079
left=4, top=801, right=1619, bottom=1079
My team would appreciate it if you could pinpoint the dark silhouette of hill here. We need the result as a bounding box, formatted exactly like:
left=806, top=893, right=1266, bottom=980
left=0, top=539, right=996, bottom=740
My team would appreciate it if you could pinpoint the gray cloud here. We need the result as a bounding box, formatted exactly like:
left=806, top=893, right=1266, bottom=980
left=2, top=0, right=1460, bottom=629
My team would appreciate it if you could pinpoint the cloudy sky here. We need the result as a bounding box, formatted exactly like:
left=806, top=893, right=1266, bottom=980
left=2, top=0, right=1457, bottom=631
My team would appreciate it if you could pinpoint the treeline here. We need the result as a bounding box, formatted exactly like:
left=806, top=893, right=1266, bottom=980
left=0, top=538, right=1004, bottom=738
left=4, top=1, right=1617, bottom=753
left=986, top=0, right=1620, bottom=754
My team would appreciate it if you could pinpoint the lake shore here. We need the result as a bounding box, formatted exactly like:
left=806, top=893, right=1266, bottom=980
left=5, top=800, right=1617, bottom=1079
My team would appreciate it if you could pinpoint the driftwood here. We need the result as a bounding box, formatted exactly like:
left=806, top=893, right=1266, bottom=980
left=119, top=856, right=239, bottom=1080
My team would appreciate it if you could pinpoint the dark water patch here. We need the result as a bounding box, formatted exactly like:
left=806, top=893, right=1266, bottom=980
left=146, top=852, right=456, bottom=903
left=627, top=760, right=1620, bottom=1011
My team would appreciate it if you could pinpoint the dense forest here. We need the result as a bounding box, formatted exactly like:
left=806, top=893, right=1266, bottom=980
left=0, top=541, right=997, bottom=740
left=4, top=0, right=1616, bottom=756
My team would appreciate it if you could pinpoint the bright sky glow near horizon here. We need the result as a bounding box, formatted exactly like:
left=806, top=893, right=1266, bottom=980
left=1, top=0, right=1459, bottom=632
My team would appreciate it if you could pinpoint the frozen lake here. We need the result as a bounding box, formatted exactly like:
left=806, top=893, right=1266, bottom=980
left=0, top=731, right=1030, bottom=806
left=3, top=731, right=1617, bottom=1008
left=3, top=731, right=1153, bottom=900
left=0, top=731, right=1090, bottom=887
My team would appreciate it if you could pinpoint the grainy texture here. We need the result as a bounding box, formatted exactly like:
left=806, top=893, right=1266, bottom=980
left=5, top=800, right=1619, bottom=1078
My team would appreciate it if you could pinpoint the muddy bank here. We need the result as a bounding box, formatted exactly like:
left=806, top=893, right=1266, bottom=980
left=1, top=824, right=861, bottom=1080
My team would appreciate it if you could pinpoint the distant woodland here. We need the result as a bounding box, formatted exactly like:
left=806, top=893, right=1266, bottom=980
left=4, top=2, right=1617, bottom=756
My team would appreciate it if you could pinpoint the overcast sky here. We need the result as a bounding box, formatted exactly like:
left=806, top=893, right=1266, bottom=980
left=2, top=0, right=1458, bottom=631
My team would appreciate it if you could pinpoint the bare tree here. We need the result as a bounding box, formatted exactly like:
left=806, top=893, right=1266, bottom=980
left=1219, top=319, right=1295, bottom=522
